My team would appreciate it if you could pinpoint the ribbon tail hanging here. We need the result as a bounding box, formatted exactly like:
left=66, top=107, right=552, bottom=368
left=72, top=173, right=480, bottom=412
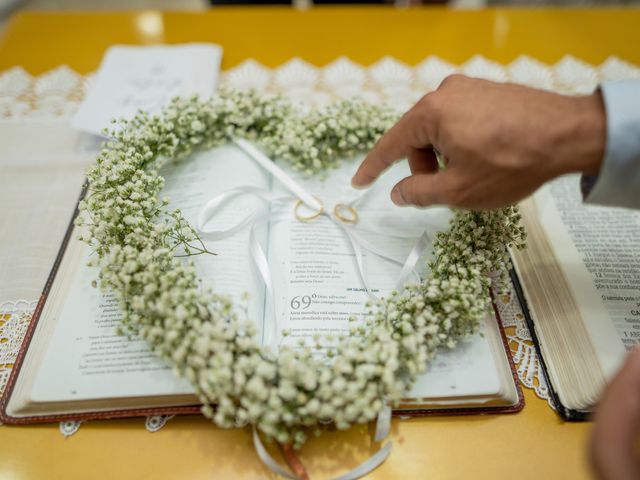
left=253, top=426, right=393, bottom=480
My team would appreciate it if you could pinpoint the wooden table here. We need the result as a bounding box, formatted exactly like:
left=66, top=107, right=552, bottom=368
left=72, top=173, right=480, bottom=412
left=1, top=7, right=639, bottom=479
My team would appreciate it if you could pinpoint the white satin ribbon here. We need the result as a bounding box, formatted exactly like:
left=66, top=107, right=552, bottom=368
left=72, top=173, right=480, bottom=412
left=374, top=405, right=393, bottom=442
left=253, top=428, right=301, bottom=480
left=197, top=142, right=433, bottom=479
left=198, top=186, right=280, bottom=238
left=253, top=421, right=393, bottom=480
left=198, top=191, right=429, bottom=299
left=235, top=138, right=323, bottom=212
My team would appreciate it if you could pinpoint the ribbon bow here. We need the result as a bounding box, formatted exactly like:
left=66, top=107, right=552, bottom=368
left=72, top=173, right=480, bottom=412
left=196, top=139, right=433, bottom=479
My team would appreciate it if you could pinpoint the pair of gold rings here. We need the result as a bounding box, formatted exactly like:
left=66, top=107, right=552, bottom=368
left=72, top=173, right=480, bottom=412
left=293, top=198, right=358, bottom=225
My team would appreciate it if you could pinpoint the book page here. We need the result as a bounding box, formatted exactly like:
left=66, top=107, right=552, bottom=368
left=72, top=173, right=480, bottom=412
left=31, top=145, right=270, bottom=402
left=404, top=313, right=510, bottom=403
left=266, top=159, right=507, bottom=399
left=535, top=175, right=634, bottom=378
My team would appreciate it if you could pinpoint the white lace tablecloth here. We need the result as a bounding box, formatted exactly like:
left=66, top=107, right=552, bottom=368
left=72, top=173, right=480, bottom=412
left=2, top=54, right=639, bottom=433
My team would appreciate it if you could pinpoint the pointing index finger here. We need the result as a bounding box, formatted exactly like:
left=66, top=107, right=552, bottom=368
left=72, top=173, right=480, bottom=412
left=351, top=97, right=436, bottom=188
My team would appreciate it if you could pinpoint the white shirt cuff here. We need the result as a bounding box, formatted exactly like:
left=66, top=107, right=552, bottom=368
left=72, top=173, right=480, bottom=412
left=585, top=80, right=640, bottom=209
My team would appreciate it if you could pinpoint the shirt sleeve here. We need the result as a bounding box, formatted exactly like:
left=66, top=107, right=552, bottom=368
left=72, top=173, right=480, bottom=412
left=583, top=80, right=640, bottom=209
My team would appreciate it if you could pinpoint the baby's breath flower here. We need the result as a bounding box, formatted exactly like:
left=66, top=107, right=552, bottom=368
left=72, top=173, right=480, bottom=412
left=78, top=89, right=526, bottom=450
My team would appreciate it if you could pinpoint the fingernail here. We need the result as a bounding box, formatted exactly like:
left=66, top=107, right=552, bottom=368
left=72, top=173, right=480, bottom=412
left=391, top=186, right=405, bottom=205
left=351, top=176, right=367, bottom=189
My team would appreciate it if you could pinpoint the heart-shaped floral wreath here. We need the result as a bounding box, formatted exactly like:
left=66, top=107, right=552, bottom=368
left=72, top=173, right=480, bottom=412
left=77, top=89, right=525, bottom=461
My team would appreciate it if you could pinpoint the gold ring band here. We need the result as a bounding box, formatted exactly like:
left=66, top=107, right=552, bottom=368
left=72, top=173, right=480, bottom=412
left=294, top=197, right=324, bottom=222
left=333, top=203, right=358, bottom=225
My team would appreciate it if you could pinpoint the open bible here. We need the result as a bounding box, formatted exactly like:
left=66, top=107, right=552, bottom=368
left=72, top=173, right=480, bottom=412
left=512, top=175, right=640, bottom=419
left=2, top=145, right=522, bottom=423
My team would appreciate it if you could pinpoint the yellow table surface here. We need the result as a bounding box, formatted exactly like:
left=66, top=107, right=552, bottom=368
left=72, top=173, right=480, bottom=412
left=2, top=6, right=639, bottom=479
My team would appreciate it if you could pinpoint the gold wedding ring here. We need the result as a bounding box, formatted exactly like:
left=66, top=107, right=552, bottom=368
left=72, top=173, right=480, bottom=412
left=333, top=203, right=359, bottom=225
left=294, top=198, right=359, bottom=225
left=294, top=197, right=324, bottom=222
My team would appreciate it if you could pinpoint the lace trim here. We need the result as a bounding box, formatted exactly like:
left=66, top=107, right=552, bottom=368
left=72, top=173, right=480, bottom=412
left=146, top=414, right=175, bottom=432
left=2, top=54, right=640, bottom=428
left=57, top=415, right=175, bottom=437
left=59, top=420, right=83, bottom=437
left=0, top=300, right=37, bottom=396
left=1, top=55, right=639, bottom=120
left=492, top=285, right=554, bottom=408
left=0, top=300, right=36, bottom=426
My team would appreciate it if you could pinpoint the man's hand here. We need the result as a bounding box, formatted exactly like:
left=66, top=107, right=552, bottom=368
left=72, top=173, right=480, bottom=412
left=351, top=75, right=606, bottom=210
left=591, top=347, right=640, bottom=480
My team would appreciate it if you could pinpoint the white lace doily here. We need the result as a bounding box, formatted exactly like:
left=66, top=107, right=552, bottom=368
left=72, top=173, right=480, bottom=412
left=2, top=54, right=639, bottom=433
left=2, top=54, right=639, bottom=120
left=492, top=283, right=553, bottom=408
left=0, top=300, right=36, bottom=403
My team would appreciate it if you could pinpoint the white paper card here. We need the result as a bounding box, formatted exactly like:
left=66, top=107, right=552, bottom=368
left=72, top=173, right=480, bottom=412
left=71, top=44, right=223, bottom=135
